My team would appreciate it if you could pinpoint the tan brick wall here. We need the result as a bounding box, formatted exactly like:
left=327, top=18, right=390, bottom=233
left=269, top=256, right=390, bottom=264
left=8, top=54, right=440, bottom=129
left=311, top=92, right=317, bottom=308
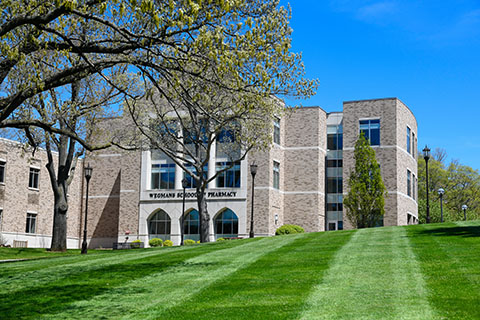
left=342, top=98, right=418, bottom=229
left=0, top=139, right=83, bottom=246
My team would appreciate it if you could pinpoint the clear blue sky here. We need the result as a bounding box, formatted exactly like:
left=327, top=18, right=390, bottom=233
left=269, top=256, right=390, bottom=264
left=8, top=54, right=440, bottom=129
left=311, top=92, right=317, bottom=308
left=281, top=0, right=480, bottom=169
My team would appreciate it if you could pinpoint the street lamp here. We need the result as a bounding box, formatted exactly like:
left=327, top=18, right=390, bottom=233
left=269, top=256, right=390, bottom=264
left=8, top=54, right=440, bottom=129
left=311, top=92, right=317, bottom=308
left=181, top=177, right=188, bottom=245
left=438, top=188, right=445, bottom=223
left=462, top=204, right=468, bottom=221
left=249, top=163, right=258, bottom=238
left=423, top=146, right=431, bottom=223
left=81, top=164, right=93, bottom=254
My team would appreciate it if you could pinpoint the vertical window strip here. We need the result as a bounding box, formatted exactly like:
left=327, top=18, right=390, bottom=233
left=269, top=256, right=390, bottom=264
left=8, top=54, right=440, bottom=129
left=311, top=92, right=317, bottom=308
left=407, top=126, right=411, bottom=154
left=26, top=213, right=37, bottom=234
left=407, top=170, right=411, bottom=197
left=0, top=161, right=5, bottom=183
left=28, top=168, right=40, bottom=189
left=273, top=161, right=280, bottom=189
left=273, top=117, right=280, bottom=144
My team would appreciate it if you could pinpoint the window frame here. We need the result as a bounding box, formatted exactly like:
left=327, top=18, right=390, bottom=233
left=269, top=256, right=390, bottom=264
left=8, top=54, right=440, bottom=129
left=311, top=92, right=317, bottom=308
left=28, top=167, right=40, bottom=190
left=25, top=212, right=37, bottom=234
left=273, top=117, right=281, bottom=145
left=407, top=169, right=412, bottom=197
left=150, top=163, right=175, bottom=190
left=0, top=160, right=5, bottom=184
left=407, top=126, right=411, bottom=154
left=216, top=161, right=241, bottom=188
left=273, top=161, right=280, bottom=190
left=359, top=118, right=380, bottom=146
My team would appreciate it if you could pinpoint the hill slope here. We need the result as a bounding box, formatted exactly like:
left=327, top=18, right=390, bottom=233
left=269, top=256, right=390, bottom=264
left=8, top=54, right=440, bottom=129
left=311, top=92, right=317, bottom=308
left=1, top=221, right=479, bottom=319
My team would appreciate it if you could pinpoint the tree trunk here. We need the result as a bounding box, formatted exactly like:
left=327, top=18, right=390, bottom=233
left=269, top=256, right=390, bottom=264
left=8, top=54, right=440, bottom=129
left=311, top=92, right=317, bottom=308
left=50, top=187, right=68, bottom=251
left=197, top=188, right=210, bottom=243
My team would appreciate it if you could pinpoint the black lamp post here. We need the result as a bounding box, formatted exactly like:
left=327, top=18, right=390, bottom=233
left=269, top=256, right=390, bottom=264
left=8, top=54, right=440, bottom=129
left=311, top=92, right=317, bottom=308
left=181, top=177, right=188, bottom=245
left=462, top=204, right=468, bottom=221
left=423, top=146, right=431, bottom=224
left=249, top=163, right=258, bottom=238
left=81, top=164, right=93, bottom=254
left=438, top=188, right=445, bottom=223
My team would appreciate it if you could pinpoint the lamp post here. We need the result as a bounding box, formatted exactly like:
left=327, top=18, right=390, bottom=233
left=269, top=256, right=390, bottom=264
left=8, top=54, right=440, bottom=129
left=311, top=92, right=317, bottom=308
left=249, top=163, right=258, bottom=238
left=423, top=146, right=431, bottom=224
left=438, top=188, right=445, bottom=223
left=181, top=177, right=188, bottom=245
left=462, top=204, right=468, bottom=221
left=81, top=164, right=93, bottom=254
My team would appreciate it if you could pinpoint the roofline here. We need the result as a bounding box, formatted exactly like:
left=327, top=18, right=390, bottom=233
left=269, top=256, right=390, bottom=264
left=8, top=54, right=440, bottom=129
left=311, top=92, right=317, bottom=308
left=343, top=97, right=417, bottom=127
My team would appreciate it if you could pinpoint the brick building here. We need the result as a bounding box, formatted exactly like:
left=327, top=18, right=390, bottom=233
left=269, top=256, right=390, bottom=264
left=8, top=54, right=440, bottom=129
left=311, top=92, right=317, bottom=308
left=0, top=97, right=418, bottom=248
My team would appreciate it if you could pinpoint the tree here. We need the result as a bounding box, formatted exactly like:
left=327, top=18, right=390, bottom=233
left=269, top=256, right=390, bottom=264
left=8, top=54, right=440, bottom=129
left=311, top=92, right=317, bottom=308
left=2, top=0, right=318, bottom=244
left=344, top=134, right=387, bottom=228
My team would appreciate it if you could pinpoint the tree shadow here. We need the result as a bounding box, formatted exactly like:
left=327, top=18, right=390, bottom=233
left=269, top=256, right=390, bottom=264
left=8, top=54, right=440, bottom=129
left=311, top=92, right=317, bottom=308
left=413, top=225, right=480, bottom=238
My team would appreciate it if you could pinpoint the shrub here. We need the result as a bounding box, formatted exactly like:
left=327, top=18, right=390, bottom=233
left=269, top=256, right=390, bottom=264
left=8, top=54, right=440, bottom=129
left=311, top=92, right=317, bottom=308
left=130, top=239, right=142, bottom=249
left=149, top=238, right=163, bottom=247
left=216, top=238, right=225, bottom=242
left=275, top=224, right=305, bottom=235
left=163, top=240, right=173, bottom=247
left=184, top=239, right=196, bottom=246
left=196, top=240, right=201, bottom=244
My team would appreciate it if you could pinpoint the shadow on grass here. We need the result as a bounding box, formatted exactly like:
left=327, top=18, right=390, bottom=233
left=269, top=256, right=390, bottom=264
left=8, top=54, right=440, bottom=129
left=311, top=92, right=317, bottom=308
left=0, top=249, right=215, bottom=319
left=413, top=225, right=480, bottom=238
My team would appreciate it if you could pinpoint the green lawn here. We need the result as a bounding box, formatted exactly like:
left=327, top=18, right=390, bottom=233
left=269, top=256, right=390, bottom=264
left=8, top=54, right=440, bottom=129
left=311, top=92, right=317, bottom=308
left=1, top=221, right=479, bottom=319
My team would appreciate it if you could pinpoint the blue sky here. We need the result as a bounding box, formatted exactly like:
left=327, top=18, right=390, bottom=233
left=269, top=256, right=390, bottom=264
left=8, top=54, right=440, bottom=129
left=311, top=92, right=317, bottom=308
left=281, top=0, right=480, bottom=169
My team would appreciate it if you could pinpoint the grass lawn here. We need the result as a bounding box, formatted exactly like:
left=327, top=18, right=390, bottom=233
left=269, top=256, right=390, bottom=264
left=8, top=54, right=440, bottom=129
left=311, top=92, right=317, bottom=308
left=1, top=221, right=479, bottom=319
left=0, top=247, right=114, bottom=260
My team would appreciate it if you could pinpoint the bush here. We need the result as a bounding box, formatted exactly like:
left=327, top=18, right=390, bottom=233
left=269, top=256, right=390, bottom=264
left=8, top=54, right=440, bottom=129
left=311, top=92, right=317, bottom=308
left=149, top=238, right=163, bottom=247
left=275, top=224, right=305, bottom=235
left=130, top=239, right=142, bottom=249
left=216, top=238, right=225, bottom=242
left=184, top=239, right=196, bottom=246
left=163, top=240, right=173, bottom=247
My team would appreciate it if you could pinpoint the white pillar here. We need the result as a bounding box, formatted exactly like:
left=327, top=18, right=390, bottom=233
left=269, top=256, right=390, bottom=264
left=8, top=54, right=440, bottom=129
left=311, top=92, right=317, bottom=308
left=208, top=137, right=217, bottom=189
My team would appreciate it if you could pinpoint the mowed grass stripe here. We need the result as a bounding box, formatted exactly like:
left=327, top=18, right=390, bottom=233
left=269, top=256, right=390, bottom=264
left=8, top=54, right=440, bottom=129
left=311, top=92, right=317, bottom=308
left=406, top=221, right=480, bottom=319
left=40, top=235, right=300, bottom=320
left=0, top=239, right=254, bottom=319
left=155, top=230, right=353, bottom=320
left=301, top=227, right=435, bottom=320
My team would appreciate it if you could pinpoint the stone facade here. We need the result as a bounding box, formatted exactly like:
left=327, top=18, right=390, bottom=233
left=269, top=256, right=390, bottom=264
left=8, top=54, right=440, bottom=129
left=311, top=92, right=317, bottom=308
left=0, top=97, right=418, bottom=248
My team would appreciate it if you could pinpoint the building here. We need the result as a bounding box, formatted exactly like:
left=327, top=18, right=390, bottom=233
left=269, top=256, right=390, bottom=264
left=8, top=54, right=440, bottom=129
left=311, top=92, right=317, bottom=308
left=0, top=98, right=418, bottom=248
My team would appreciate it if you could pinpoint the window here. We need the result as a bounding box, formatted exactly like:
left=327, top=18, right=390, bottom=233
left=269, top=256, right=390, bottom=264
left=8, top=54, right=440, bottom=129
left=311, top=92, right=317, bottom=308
left=407, top=126, right=411, bottom=154
left=412, top=173, right=416, bottom=200
left=407, top=170, right=411, bottom=197
left=148, top=210, right=171, bottom=241
left=327, top=159, right=343, bottom=167
left=0, top=161, right=5, bottom=183
left=412, top=132, right=416, bottom=158
left=26, top=213, right=37, bottom=234
left=184, top=165, right=208, bottom=189
left=0, top=209, right=3, bottom=228
left=151, top=163, right=175, bottom=189
left=359, top=119, right=380, bottom=146
left=184, top=210, right=200, bottom=241
left=327, top=126, right=343, bottom=151
left=273, top=161, right=280, bottom=189
left=273, top=117, right=280, bottom=144
left=29, top=168, right=40, bottom=189
left=327, top=177, right=343, bottom=194
left=214, top=209, right=239, bottom=239
left=216, top=162, right=241, bottom=188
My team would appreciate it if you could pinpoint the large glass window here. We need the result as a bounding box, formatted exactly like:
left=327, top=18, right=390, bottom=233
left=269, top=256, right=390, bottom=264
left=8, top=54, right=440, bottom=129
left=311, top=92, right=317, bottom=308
left=184, top=165, right=208, bottom=189
left=184, top=210, right=200, bottom=241
left=29, top=168, right=40, bottom=189
left=151, top=163, right=175, bottom=189
left=273, top=117, right=280, bottom=144
left=273, top=161, right=280, bottom=189
left=407, top=170, right=411, bottom=197
left=327, top=126, right=343, bottom=151
left=26, top=213, right=37, bottom=233
left=148, top=210, right=171, bottom=241
left=359, top=119, right=380, bottom=146
left=0, top=161, right=5, bottom=183
left=407, top=127, right=411, bottom=154
left=214, top=208, right=239, bottom=239
left=216, top=162, right=241, bottom=188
